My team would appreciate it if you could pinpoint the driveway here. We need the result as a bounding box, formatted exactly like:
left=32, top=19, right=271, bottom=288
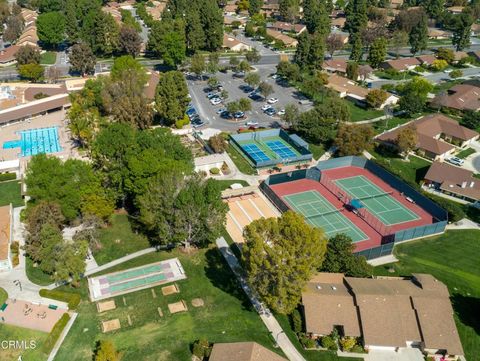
left=365, top=348, right=424, bottom=361
left=461, top=140, right=480, bottom=173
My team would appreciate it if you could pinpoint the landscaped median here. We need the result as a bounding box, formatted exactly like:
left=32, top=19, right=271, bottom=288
left=39, top=289, right=81, bottom=310
left=42, top=313, right=71, bottom=354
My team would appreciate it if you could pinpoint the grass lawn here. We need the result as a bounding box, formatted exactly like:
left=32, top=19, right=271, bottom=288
left=92, top=214, right=151, bottom=266
left=0, top=324, right=49, bottom=361
left=456, top=147, right=476, bottom=159
left=0, top=180, right=23, bottom=207
left=374, top=230, right=480, bottom=361
left=373, top=70, right=415, bottom=80
left=0, top=287, right=7, bottom=304
left=214, top=179, right=249, bottom=191
left=373, top=116, right=412, bottom=134
left=372, top=148, right=432, bottom=185
left=25, top=257, right=53, bottom=286
left=346, top=101, right=384, bottom=122
left=308, top=142, right=325, bottom=160
left=40, top=51, right=56, bottom=65
left=432, top=79, right=462, bottom=94
left=54, top=247, right=281, bottom=361
left=276, top=314, right=363, bottom=361
left=226, top=144, right=256, bottom=175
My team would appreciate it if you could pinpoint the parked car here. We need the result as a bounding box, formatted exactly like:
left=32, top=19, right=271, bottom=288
left=216, top=107, right=227, bottom=114
left=240, top=84, right=254, bottom=93
left=220, top=110, right=232, bottom=119
left=245, top=121, right=259, bottom=126
left=267, top=97, right=279, bottom=104
left=210, top=97, right=222, bottom=105
left=271, top=74, right=280, bottom=80
left=207, top=92, right=219, bottom=99
left=186, top=107, right=196, bottom=115
left=249, top=93, right=263, bottom=101
left=192, top=121, right=205, bottom=128
left=261, top=104, right=272, bottom=111
left=277, top=109, right=285, bottom=116
left=446, top=157, right=464, bottom=166
left=233, top=111, right=245, bottom=119
left=233, top=71, right=245, bottom=78
left=265, top=108, right=276, bottom=116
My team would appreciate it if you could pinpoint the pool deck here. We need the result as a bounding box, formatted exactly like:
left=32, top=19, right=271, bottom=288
left=0, top=109, right=74, bottom=164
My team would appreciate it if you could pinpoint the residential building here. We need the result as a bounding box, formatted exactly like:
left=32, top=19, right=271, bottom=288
left=209, top=342, right=287, bottom=361
left=0, top=46, right=19, bottom=67
left=447, top=6, right=464, bottom=14
left=223, top=2, right=238, bottom=15
left=266, top=29, right=298, bottom=47
left=431, top=83, right=480, bottom=112
left=424, top=161, right=480, bottom=203
left=377, top=114, right=479, bottom=160
left=453, top=51, right=469, bottom=63
left=380, top=57, right=421, bottom=72
left=16, top=26, right=39, bottom=48
left=428, top=28, right=452, bottom=40
left=302, top=273, right=464, bottom=359
left=270, top=21, right=306, bottom=35
left=322, top=59, right=347, bottom=75
left=222, top=34, right=252, bottom=52
left=0, top=204, right=13, bottom=271
left=331, top=17, right=346, bottom=29
left=145, top=0, right=166, bottom=20
left=390, top=0, right=404, bottom=9
left=416, top=54, right=436, bottom=66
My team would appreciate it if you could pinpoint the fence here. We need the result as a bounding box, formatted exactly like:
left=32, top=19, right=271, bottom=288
left=355, top=242, right=395, bottom=260
left=259, top=181, right=290, bottom=213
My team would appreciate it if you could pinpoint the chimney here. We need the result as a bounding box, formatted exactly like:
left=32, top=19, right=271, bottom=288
left=470, top=181, right=475, bottom=188
left=461, top=181, right=467, bottom=188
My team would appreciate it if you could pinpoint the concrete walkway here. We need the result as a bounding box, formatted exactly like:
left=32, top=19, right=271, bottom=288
left=84, top=247, right=157, bottom=276
left=47, top=312, right=78, bottom=361
left=446, top=218, right=480, bottom=230
left=216, top=237, right=306, bottom=361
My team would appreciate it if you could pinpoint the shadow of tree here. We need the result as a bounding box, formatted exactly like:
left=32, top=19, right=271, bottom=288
left=204, top=248, right=254, bottom=311
left=451, top=293, right=480, bottom=333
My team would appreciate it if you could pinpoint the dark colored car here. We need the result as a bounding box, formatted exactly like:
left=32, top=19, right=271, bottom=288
left=248, top=93, right=263, bottom=101
left=220, top=111, right=232, bottom=119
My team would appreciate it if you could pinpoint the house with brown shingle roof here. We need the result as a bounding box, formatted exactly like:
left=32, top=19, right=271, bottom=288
left=322, top=59, right=348, bottom=75
left=424, top=161, right=480, bottom=203
left=416, top=54, right=436, bottom=66
left=431, top=83, right=480, bottom=112
left=380, top=57, right=421, bottom=72
left=266, top=29, right=298, bottom=47
left=209, top=342, right=287, bottom=361
left=223, top=34, right=252, bottom=52
left=270, top=21, right=306, bottom=35
left=302, top=272, right=464, bottom=359
left=377, top=114, right=479, bottom=160
left=0, top=46, right=19, bottom=66
left=0, top=204, right=13, bottom=271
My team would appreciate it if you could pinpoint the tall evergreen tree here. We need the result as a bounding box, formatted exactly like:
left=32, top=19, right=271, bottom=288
left=294, top=32, right=311, bottom=69
left=349, top=34, right=363, bottom=61
left=65, top=0, right=79, bottom=44
left=452, top=9, right=474, bottom=51
left=185, top=5, right=205, bottom=53
left=409, top=14, right=428, bottom=55
left=249, top=0, right=262, bottom=15
left=304, top=0, right=331, bottom=36
left=200, top=0, right=223, bottom=51
left=367, top=37, right=387, bottom=68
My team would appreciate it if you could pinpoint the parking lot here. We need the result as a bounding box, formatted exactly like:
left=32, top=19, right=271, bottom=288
left=186, top=64, right=313, bottom=131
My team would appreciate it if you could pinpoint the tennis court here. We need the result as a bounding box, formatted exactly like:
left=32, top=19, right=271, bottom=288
left=265, top=140, right=296, bottom=159
left=335, top=175, right=419, bottom=226
left=240, top=143, right=270, bottom=163
left=237, top=135, right=301, bottom=166
left=283, top=190, right=368, bottom=243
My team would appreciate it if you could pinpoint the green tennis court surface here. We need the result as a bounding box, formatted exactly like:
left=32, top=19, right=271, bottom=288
left=106, top=264, right=164, bottom=283
left=238, top=136, right=300, bottom=164
left=335, top=175, right=419, bottom=226
left=283, top=190, right=368, bottom=243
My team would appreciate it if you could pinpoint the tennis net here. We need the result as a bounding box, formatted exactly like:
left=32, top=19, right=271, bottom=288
left=357, top=191, right=393, bottom=201
left=304, top=208, right=344, bottom=219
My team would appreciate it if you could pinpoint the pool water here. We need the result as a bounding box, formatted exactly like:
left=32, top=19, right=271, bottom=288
left=3, top=127, right=62, bottom=157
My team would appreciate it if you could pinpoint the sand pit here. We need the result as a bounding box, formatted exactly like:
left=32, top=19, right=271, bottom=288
left=191, top=298, right=204, bottom=308
left=168, top=300, right=188, bottom=314
left=96, top=300, right=116, bottom=313
left=161, top=284, right=179, bottom=296
left=101, top=319, right=121, bottom=333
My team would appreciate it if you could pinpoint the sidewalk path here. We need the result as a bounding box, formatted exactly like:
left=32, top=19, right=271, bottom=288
left=84, top=247, right=156, bottom=276
left=216, top=237, right=306, bottom=361
left=47, top=312, right=78, bottom=361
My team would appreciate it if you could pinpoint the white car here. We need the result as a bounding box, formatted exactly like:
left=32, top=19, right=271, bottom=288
left=261, top=104, right=272, bottom=111
left=245, top=121, right=259, bottom=126
left=446, top=157, right=464, bottom=166
left=210, top=97, right=222, bottom=105
left=267, top=97, right=279, bottom=104
left=277, top=109, right=285, bottom=116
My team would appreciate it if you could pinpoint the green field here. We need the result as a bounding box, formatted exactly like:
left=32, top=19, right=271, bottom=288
left=26, top=257, right=53, bottom=286
left=40, top=51, right=56, bottom=65
left=54, top=247, right=281, bottom=361
left=0, top=324, right=49, bottom=361
left=373, top=116, right=412, bottom=134
left=456, top=147, right=476, bottom=159
left=226, top=144, right=256, bottom=175
left=0, top=180, right=23, bottom=207
left=308, top=142, right=325, bottom=160
left=214, top=179, right=249, bottom=191
left=346, top=100, right=384, bottom=122
left=0, top=287, right=7, bottom=304
left=93, top=214, right=151, bottom=266
left=374, top=230, right=480, bottom=361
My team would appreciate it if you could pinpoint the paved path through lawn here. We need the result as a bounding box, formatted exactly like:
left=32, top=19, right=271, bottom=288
left=84, top=247, right=157, bottom=276
left=216, top=237, right=306, bottom=361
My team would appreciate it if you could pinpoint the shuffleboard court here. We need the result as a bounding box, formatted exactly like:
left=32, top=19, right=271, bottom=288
left=283, top=190, right=368, bottom=243
left=335, top=175, right=419, bottom=226
left=88, top=258, right=186, bottom=302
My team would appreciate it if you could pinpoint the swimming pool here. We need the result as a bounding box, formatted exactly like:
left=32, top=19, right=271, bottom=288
left=3, top=127, right=62, bottom=157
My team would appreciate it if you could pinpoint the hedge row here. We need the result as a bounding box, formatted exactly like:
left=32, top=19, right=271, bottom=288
left=42, top=313, right=71, bottom=354
left=39, top=289, right=81, bottom=310
left=0, top=172, right=16, bottom=182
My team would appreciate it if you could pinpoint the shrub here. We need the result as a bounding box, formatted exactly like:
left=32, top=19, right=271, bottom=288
left=208, top=134, right=228, bottom=153
left=339, top=336, right=357, bottom=351
left=366, top=89, right=388, bottom=109
left=425, top=194, right=465, bottom=222
left=175, top=114, right=190, bottom=129
left=449, top=69, right=463, bottom=78
left=209, top=167, right=220, bottom=175
left=321, top=335, right=338, bottom=350
left=39, top=289, right=81, bottom=310
left=0, top=172, right=16, bottom=182
left=42, top=313, right=70, bottom=353
left=192, top=338, right=211, bottom=359
left=350, top=344, right=365, bottom=353
left=298, top=333, right=316, bottom=349
left=290, top=309, right=303, bottom=333
left=430, top=59, right=448, bottom=71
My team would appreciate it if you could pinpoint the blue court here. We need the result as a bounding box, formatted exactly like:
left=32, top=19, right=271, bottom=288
left=265, top=140, right=297, bottom=159
left=3, top=127, right=62, bottom=157
left=240, top=143, right=270, bottom=163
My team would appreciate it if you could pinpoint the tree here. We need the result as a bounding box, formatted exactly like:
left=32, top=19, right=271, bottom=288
left=304, top=0, right=331, bottom=36
left=345, top=0, right=368, bottom=36
left=208, top=134, right=227, bottom=153
left=238, top=98, right=252, bottom=112
left=294, top=32, right=311, bottom=69
left=279, top=0, right=300, bottom=22
left=94, top=340, right=120, bottom=361
left=390, top=31, right=408, bottom=59
left=14, top=45, right=41, bottom=66
left=326, top=34, right=344, bottom=57
left=207, top=76, right=219, bottom=89
left=452, top=9, right=473, bottom=51
left=200, top=0, right=224, bottom=51
left=424, top=0, right=445, bottom=18
left=242, top=211, right=327, bottom=314
left=436, top=47, right=454, bottom=64
left=365, top=89, right=388, bottom=109
left=54, top=239, right=88, bottom=285
left=430, top=59, right=448, bottom=71
left=155, top=71, right=190, bottom=126
left=249, top=0, right=262, bottom=15
left=321, top=234, right=372, bottom=277
left=37, top=11, right=66, bottom=48
left=245, top=47, right=261, bottom=64
left=282, top=103, right=300, bottom=126
left=276, top=61, right=301, bottom=82
left=396, top=125, right=418, bottom=159
left=119, top=26, right=142, bottom=57
left=190, top=53, right=206, bottom=78
left=258, top=81, right=273, bottom=99
left=367, top=37, right=387, bottom=68
left=238, top=60, right=251, bottom=73
left=110, top=55, right=148, bottom=89
left=399, top=92, right=425, bottom=116
left=244, top=72, right=260, bottom=88
left=226, top=101, right=241, bottom=115
left=18, top=64, right=44, bottom=82
left=346, top=62, right=359, bottom=80
left=207, top=52, right=219, bottom=73
left=349, top=34, right=363, bottom=62
left=65, top=0, right=80, bottom=43
left=46, top=66, right=62, bottom=83
left=229, top=56, right=240, bottom=70
left=461, top=110, right=480, bottom=131
left=335, top=123, right=375, bottom=156
left=3, top=15, right=24, bottom=43
left=67, top=102, right=99, bottom=148
left=409, top=14, right=428, bottom=55
left=69, top=43, right=96, bottom=76
left=93, top=13, right=120, bottom=56
left=148, top=19, right=186, bottom=67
